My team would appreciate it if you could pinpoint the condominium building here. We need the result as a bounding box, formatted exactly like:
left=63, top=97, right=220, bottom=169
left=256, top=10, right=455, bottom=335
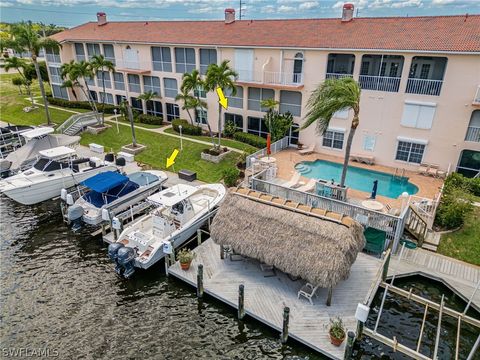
left=48, top=6, right=480, bottom=176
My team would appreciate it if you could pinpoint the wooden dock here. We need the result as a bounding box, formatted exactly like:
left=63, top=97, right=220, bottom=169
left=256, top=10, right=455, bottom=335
left=168, top=238, right=383, bottom=360
left=390, top=248, right=480, bottom=310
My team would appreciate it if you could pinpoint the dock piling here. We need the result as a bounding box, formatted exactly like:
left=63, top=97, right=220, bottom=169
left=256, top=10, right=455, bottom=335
left=343, top=331, right=355, bottom=360
left=197, top=229, right=202, bottom=246
left=381, top=250, right=391, bottom=282
left=197, top=264, right=204, bottom=298
left=356, top=320, right=364, bottom=340
left=238, top=284, right=245, bottom=320
left=326, top=286, right=333, bottom=306
left=220, top=245, right=225, bottom=260
left=280, top=306, right=290, bottom=344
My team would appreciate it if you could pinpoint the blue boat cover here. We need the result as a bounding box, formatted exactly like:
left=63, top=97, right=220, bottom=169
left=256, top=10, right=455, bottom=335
left=81, top=171, right=129, bottom=193
left=84, top=181, right=139, bottom=207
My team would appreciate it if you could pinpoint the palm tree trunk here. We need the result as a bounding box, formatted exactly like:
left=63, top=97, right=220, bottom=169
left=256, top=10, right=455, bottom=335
left=27, top=85, right=34, bottom=106
left=196, top=95, right=215, bottom=148
left=101, top=71, right=106, bottom=125
left=83, top=79, right=100, bottom=123
left=340, top=117, right=358, bottom=187
left=127, top=104, right=137, bottom=147
left=32, top=56, right=52, bottom=125
left=217, top=105, right=222, bottom=149
left=185, top=108, right=194, bottom=125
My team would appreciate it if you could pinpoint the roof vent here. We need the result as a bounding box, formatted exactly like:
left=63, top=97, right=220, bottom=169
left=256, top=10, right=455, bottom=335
left=97, top=12, right=107, bottom=26
left=225, top=8, right=235, bottom=24
left=341, top=3, right=354, bottom=22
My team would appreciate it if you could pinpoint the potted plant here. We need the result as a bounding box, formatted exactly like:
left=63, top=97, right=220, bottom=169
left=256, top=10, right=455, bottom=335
left=297, top=142, right=304, bottom=150
left=328, top=317, right=346, bottom=346
left=177, top=248, right=195, bottom=270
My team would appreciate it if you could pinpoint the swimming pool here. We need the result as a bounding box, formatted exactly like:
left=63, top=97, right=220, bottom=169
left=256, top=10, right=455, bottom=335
left=295, top=160, right=418, bottom=199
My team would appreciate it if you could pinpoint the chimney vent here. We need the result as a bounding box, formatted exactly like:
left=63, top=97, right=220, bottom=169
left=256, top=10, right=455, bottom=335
left=225, top=8, right=235, bottom=24
left=341, top=3, right=354, bottom=22
left=97, top=12, right=107, bottom=26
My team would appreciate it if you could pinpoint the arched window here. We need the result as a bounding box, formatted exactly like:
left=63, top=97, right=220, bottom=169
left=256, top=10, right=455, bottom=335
left=293, top=52, right=304, bottom=84
left=465, top=110, right=480, bottom=142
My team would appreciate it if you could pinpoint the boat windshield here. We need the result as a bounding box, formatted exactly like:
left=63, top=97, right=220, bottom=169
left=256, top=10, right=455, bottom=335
left=33, top=158, right=66, bottom=172
left=33, top=158, right=50, bottom=171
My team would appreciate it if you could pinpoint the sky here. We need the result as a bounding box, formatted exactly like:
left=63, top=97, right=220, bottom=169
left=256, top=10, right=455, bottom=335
left=0, top=0, right=479, bottom=27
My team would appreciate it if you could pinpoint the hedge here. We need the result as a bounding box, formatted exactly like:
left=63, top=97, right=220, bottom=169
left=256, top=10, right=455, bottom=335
left=47, top=96, right=119, bottom=114
left=233, top=131, right=267, bottom=148
left=172, top=119, right=202, bottom=136
left=136, top=114, right=164, bottom=125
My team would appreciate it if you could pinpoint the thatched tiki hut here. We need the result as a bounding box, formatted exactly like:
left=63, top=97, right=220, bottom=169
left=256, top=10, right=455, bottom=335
left=210, top=189, right=366, bottom=306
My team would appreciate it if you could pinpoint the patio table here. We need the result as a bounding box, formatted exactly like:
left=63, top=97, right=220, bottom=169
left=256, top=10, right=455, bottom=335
left=361, top=199, right=384, bottom=212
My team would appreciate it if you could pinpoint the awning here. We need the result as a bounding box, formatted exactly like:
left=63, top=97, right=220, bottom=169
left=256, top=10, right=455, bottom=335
left=81, top=171, right=128, bottom=193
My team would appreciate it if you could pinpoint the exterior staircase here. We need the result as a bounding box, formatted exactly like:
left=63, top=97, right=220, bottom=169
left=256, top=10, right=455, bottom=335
left=57, top=112, right=99, bottom=136
left=421, top=230, right=441, bottom=252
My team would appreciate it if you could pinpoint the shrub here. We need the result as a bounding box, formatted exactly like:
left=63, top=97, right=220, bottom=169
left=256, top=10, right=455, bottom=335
left=264, top=110, right=293, bottom=142
left=233, top=131, right=266, bottom=148
left=46, top=96, right=119, bottom=114
left=435, top=188, right=474, bottom=229
left=172, top=119, right=202, bottom=136
left=223, top=120, right=237, bottom=138
left=222, top=167, right=240, bottom=187
left=136, top=114, right=163, bottom=125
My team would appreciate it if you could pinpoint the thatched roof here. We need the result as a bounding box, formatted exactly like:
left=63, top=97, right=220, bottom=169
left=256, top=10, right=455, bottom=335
left=210, top=190, right=366, bottom=288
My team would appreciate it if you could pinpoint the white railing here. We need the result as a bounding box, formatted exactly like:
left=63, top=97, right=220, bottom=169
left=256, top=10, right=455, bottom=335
left=115, top=59, right=151, bottom=71
left=264, top=71, right=303, bottom=86
left=246, top=136, right=290, bottom=167
left=474, top=85, right=480, bottom=105
left=236, top=70, right=263, bottom=83
left=465, top=126, right=480, bottom=142
left=46, top=54, right=61, bottom=64
left=359, top=75, right=401, bottom=92
left=325, top=73, right=353, bottom=80
left=407, top=194, right=440, bottom=229
left=406, top=78, right=443, bottom=96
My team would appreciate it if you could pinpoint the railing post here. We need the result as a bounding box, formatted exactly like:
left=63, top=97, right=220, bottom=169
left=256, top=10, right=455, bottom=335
left=238, top=284, right=245, bottom=320
left=344, top=331, right=356, bottom=360
left=382, top=250, right=391, bottom=282
left=280, top=306, right=290, bottom=344
left=197, top=264, right=204, bottom=298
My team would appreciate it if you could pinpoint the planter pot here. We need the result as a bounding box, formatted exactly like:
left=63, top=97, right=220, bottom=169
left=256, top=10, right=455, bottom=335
left=86, top=124, right=110, bottom=135
left=329, top=332, right=345, bottom=347
left=180, top=261, right=192, bottom=271
left=201, top=149, right=231, bottom=163
left=121, top=143, right=147, bottom=155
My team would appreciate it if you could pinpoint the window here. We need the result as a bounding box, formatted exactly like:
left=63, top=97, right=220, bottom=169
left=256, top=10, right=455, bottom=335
left=279, top=90, right=302, bottom=117
left=200, top=48, right=217, bottom=75
left=225, top=113, right=243, bottom=131
left=289, top=123, right=300, bottom=145
left=465, top=110, right=480, bottom=142
left=248, top=87, right=274, bottom=112
left=113, top=72, right=125, bottom=91
left=194, top=85, right=206, bottom=99
left=86, top=43, right=101, bottom=59
left=52, top=84, right=68, bottom=100
left=362, top=135, right=376, bottom=151
left=333, top=109, right=349, bottom=119
left=166, top=103, right=180, bottom=121
left=74, top=43, right=86, bottom=61
left=49, top=67, right=62, bottom=85
left=45, top=48, right=61, bottom=63
left=457, top=150, right=480, bottom=178
left=146, top=101, right=163, bottom=117
left=115, top=94, right=127, bottom=106
left=163, top=78, right=178, bottom=98
left=96, top=71, right=111, bottom=88
left=102, top=44, right=115, bottom=64
left=89, top=90, right=98, bottom=102
left=400, top=101, right=436, bottom=129
left=143, top=76, right=161, bottom=96
left=322, top=130, right=344, bottom=150
left=247, top=116, right=268, bottom=138
left=175, top=47, right=195, bottom=74
left=99, top=92, right=114, bottom=104
left=151, top=47, right=172, bottom=72
left=128, top=74, right=141, bottom=93
left=395, top=140, right=426, bottom=164
left=130, top=97, right=143, bottom=112
left=225, top=86, right=243, bottom=109
left=195, top=108, right=208, bottom=125
left=85, top=76, right=95, bottom=87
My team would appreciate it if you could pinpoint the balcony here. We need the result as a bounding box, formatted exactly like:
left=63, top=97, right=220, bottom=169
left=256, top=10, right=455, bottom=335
left=359, top=75, right=401, bottom=92
left=325, top=73, right=353, bottom=80
left=406, top=78, right=443, bottom=96
left=474, top=86, right=480, bottom=106
left=465, top=126, right=480, bottom=142
left=115, top=59, right=151, bottom=75
left=326, top=53, right=355, bottom=81
left=236, top=70, right=303, bottom=88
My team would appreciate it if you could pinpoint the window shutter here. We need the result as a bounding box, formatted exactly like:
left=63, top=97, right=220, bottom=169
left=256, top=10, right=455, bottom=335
left=416, top=105, right=436, bottom=129
left=401, top=104, right=419, bottom=127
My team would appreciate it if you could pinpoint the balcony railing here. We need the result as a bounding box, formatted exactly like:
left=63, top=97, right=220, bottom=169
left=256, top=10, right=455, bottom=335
left=359, top=75, right=401, bottom=92
left=325, top=73, right=353, bottom=80
left=46, top=54, right=61, bottom=64
left=406, top=78, right=443, bottom=96
left=264, top=71, right=303, bottom=86
left=236, top=70, right=263, bottom=83
left=465, top=126, right=480, bottom=142
left=474, top=85, right=480, bottom=105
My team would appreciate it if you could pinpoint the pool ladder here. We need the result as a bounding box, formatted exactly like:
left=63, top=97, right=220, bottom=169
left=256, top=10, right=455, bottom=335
left=393, top=167, right=406, bottom=179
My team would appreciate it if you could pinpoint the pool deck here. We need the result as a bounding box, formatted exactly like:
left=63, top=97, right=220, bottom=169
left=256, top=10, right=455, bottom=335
left=168, top=238, right=383, bottom=360
left=273, top=149, right=444, bottom=209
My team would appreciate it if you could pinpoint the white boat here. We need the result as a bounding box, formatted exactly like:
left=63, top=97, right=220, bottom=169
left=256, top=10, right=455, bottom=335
left=62, top=170, right=168, bottom=227
left=107, top=183, right=226, bottom=278
left=0, top=146, right=118, bottom=205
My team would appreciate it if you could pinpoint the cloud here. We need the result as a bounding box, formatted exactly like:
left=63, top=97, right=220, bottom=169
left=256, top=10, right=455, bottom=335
left=299, top=1, right=319, bottom=10
left=333, top=0, right=424, bottom=9
left=278, top=5, right=296, bottom=12
left=391, top=0, right=423, bottom=8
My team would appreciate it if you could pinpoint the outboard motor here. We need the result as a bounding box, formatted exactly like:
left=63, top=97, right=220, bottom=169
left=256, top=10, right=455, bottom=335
left=117, top=246, right=136, bottom=279
left=67, top=204, right=84, bottom=231
left=104, top=153, right=115, bottom=163
left=108, top=242, right=124, bottom=274
left=115, top=157, right=126, bottom=167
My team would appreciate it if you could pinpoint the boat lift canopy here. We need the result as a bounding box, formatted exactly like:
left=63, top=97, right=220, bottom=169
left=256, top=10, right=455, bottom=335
left=38, top=146, right=76, bottom=159
left=21, top=127, right=54, bottom=140
left=81, top=171, right=128, bottom=193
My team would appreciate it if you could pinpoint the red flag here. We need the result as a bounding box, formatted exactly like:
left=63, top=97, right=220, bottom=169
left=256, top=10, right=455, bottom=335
left=266, top=133, right=271, bottom=155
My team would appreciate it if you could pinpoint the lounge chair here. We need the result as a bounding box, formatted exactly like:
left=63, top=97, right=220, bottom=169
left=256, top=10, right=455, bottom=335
left=385, top=204, right=401, bottom=216
left=297, top=178, right=316, bottom=192
left=298, top=283, right=319, bottom=305
left=283, top=172, right=301, bottom=188
left=363, top=227, right=387, bottom=255
left=427, top=164, right=439, bottom=177
left=298, top=144, right=315, bottom=155
left=418, top=163, right=430, bottom=176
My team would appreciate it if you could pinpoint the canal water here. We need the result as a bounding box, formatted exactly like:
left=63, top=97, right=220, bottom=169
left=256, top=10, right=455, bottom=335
left=1, top=196, right=479, bottom=359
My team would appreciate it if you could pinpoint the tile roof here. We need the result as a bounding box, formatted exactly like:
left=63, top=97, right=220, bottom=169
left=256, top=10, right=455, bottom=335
left=52, top=15, right=480, bottom=53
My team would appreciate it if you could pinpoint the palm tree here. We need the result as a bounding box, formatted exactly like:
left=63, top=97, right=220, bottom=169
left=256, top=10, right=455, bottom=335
left=301, top=77, right=361, bottom=187
left=175, top=90, right=196, bottom=125
left=205, top=60, right=238, bottom=148
left=181, top=69, right=215, bottom=146
left=90, top=54, right=115, bottom=124
left=138, top=90, right=159, bottom=117
left=3, top=56, right=34, bottom=105
left=260, top=98, right=279, bottom=112
left=2, top=21, right=61, bottom=125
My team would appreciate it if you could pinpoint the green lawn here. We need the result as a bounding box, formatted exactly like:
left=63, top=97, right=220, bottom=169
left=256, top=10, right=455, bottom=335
left=0, top=73, right=81, bottom=127
left=438, top=207, right=480, bottom=266
left=80, top=126, right=241, bottom=183
left=163, top=127, right=259, bottom=153
left=107, top=117, right=166, bottom=130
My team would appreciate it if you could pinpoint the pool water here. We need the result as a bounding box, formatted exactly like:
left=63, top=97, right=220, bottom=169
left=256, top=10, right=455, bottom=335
left=296, top=160, right=418, bottom=199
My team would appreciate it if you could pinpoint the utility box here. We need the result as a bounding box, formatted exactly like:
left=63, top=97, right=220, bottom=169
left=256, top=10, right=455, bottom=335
left=178, top=169, right=196, bottom=182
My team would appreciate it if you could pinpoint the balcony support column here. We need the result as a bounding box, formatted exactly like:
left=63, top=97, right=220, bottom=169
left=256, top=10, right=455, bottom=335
left=399, top=55, right=414, bottom=93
